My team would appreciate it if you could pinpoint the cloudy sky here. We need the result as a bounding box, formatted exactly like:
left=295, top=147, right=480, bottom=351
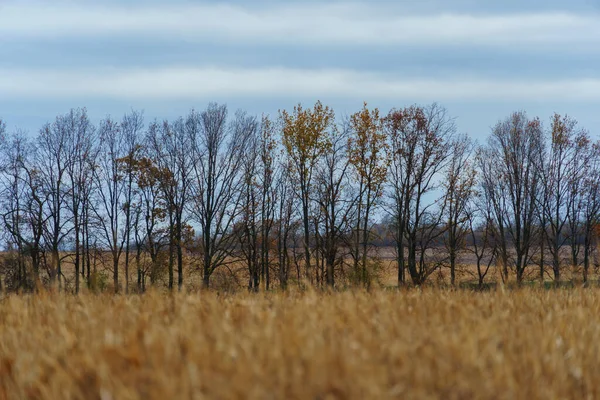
left=1, top=0, right=599, bottom=140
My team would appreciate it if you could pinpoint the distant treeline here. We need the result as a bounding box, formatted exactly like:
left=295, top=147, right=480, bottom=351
left=0, top=102, right=598, bottom=293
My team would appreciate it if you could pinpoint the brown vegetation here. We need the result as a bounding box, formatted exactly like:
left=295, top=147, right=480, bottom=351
left=1, top=288, right=599, bottom=399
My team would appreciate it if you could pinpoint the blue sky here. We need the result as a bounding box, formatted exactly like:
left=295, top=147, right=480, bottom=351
left=1, top=0, right=599, bottom=141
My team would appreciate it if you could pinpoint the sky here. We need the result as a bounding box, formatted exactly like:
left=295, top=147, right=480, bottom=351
left=1, top=0, right=599, bottom=141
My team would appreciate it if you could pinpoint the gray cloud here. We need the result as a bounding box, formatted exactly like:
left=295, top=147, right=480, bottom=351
left=1, top=67, right=599, bottom=102
left=1, top=2, right=599, bottom=48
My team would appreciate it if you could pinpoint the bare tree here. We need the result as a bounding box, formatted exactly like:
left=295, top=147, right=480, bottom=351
left=236, top=115, right=280, bottom=291
left=235, top=116, right=281, bottom=291
left=93, top=116, right=127, bottom=293
left=0, top=129, right=25, bottom=289
left=537, top=114, right=588, bottom=283
left=565, top=132, right=592, bottom=275
left=38, top=110, right=86, bottom=290
left=479, top=112, right=543, bottom=284
left=119, top=110, right=144, bottom=293
left=464, top=178, right=498, bottom=289
left=315, top=118, right=354, bottom=288
left=442, top=134, right=476, bottom=286
left=275, top=162, right=296, bottom=289
left=189, top=104, right=254, bottom=288
left=581, top=142, right=600, bottom=284
left=146, top=112, right=193, bottom=291
left=145, top=120, right=176, bottom=288
left=237, top=124, right=261, bottom=291
left=64, top=110, right=95, bottom=293
left=0, top=129, right=38, bottom=290
left=385, top=104, right=454, bottom=285
left=258, top=116, right=279, bottom=290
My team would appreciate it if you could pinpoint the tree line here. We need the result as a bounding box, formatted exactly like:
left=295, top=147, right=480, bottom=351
left=0, top=102, right=599, bottom=293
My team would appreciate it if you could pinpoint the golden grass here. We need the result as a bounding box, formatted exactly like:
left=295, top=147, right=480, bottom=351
left=1, top=288, right=599, bottom=399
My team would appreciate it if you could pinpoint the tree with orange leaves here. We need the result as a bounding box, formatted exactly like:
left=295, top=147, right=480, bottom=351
left=280, top=101, right=334, bottom=285
left=348, top=102, right=389, bottom=287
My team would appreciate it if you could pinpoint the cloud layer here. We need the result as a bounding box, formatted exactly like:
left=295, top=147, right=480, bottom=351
left=1, top=3, right=599, bottom=48
left=1, top=67, right=599, bottom=102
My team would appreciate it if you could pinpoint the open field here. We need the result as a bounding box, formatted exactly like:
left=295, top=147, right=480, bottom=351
left=1, top=288, right=600, bottom=399
left=17, top=244, right=600, bottom=295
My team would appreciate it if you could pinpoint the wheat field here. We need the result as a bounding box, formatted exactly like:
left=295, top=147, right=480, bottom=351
left=1, top=288, right=599, bottom=399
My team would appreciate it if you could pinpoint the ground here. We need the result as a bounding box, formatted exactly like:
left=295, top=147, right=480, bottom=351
left=31, top=245, right=598, bottom=294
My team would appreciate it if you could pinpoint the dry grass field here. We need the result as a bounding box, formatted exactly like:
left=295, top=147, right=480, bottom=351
left=1, top=288, right=600, bottom=399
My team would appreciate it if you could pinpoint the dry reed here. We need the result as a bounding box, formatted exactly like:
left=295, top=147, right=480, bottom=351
left=1, top=288, right=599, bottom=399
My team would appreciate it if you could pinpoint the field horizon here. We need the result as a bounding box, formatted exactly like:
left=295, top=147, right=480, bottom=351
left=4, top=244, right=598, bottom=296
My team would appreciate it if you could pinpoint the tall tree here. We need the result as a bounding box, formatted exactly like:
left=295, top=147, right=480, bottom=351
left=442, top=134, right=476, bottom=286
left=64, top=110, right=95, bottom=293
left=348, top=103, right=389, bottom=287
left=238, top=125, right=261, bottom=291
left=565, top=128, right=591, bottom=274
left=147, top=112, right=193, bottom=290
left=581, top=142, right=600, bottom=283
left=146, top=120, right=176, bottom=288
left=93, top=116, right=127, bottom=293
left=275, top=162, right=295, bottom=289
left=537, top=113, right=588, bottom=282
left=38, top=110, right=82, bottom=290
left=0, top=129, right=31, bottom=289
left=130, top=152, right=169, bottom=288
left=479, top=111, right=543, bottom=283
left=258, top=115, right=279, bottom=290
left=385, top=104, right=454, bottom=285
left=280, top=101, right=334, bottom=284
left=189, top=104, right=254, bottom=288
left=465, top=193, right=497, bottom=289
left=119, top=110, right=144, bottom=293
left=315, top=119, right=353, bottom=288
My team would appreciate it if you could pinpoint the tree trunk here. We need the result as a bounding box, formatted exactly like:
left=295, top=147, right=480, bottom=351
left=407, top=239, right=420, bottom=285
left=583, top=230, right=592, bottom=284
left=74, top=222, right=80, bottom=294
left=85, top=206, right=91, bottom=288
left=397, top=238, right=405, bottom=285
left=113, top=251, right=119, bottom=293
left=168, top=214, right=174, bottom=290
left=136, top=246, right=142, bottom=292
left=302, top=198, right=311, bottom=285
left=202, top=267, right=210, bottom=289
left=553, top=250, right=560, bottom=283
left=539, top=227, right=545, bottom=284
